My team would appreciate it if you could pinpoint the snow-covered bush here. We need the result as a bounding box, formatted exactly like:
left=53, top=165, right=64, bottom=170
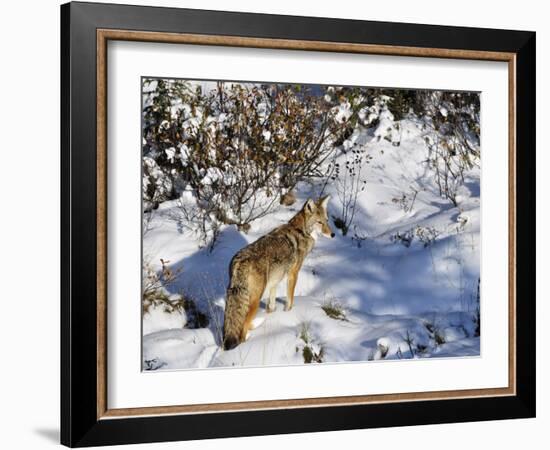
left=142, top=258, right=182, bottom=311
left=170, top=189, right=222, bottom=251
left=143, top=80, right=358, bottom=238
left=418, top=91, right=480, bottom=206
left=142, top=79, right=197, bottom=206
left=320, top=296, right=348, bottom=321
left=415, top=226, right=441, bottom=247
left=386, top=90, right=417, bottom=120
left=142, top=258, right=209, bottom=333
left=391, top=225, right=441, bottom=248
left=143, top=358, right=167, bottom=371
left=324, top=90, right=401, bottom=236
left=368, top=95, right=401, bottom=146
left=390, top=229, right=416, bottom=248
left=142, top=258, right=187, bottom=334
left=392, top=187, right=419, bottom=213
left=329, top=146, right=371, bottom=236
left=142, top=78, right=480, bottom=250
left=297, top=322, right=324, bottom=363
left=142, top=156, right=173, bottom=211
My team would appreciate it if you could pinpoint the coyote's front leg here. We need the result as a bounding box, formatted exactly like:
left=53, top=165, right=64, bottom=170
left=285, top=263, right=301, bottom=311
left=266, top=286, right=277, bottom=313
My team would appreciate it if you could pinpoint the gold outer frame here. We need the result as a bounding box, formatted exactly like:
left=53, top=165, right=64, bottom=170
left=96, top=29, right=516, bottom=420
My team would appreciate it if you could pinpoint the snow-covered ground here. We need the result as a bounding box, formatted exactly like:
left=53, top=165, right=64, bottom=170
left=142, top=118, right=480, bottom=370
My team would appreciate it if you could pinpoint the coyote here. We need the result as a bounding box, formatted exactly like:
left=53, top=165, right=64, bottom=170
left=223, top=196, right=334, bottom=350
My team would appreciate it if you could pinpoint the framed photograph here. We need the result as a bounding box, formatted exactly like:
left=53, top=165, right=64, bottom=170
left=61, top=1, right=536, bottom=447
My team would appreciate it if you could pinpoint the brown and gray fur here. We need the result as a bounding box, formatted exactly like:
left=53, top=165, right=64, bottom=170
left=223, top=196, right=334, bottom=350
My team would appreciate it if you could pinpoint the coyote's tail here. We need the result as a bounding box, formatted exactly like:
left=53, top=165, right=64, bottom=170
left=223, top=262, right=250, bottom=350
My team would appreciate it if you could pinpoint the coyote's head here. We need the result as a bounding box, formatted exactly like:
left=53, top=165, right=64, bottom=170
left=302, top=195, right=335, bottom=239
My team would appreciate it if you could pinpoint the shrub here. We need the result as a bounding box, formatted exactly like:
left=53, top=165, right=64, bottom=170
left=142, top=80, right=357, bottom=238
left=418, top=91, right=480, bottom=206
left=390, top=225, right=440, bottom=248
left=392, top=187, right=419, bottom=213
left=321, top=298, right=348, bottom=321
left=142, top=258, right=182, bottom=313
left=330, top=147, right=371, bottom=236
left=143, top=358, right=167, bottom=371
left=297, top=322, right=324, bottom=364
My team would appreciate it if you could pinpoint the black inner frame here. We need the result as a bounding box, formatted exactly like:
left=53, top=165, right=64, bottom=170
left=61, top=2, right=536, bottom=447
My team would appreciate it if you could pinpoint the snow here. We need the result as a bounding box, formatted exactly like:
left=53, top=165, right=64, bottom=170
left=333, top=101, right=352, bottom=123
left=143, top=301, right=186, bottom=335
left=200, top=167, right=224, bottom=185
left=164, top=147, right=176, bottom=163
left=178, top=144, right=190, bottom=164
left=142, top=118, right=480, bottom=371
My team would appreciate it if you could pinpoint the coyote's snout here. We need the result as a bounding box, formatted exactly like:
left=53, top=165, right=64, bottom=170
left=223, top=196, right=334, bottom=350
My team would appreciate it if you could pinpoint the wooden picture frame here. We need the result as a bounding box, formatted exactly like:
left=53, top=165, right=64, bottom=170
left=61, top=1, right=536, bottom=447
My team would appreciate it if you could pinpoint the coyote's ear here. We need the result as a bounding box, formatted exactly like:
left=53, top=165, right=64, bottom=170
left=318, top=195, right=330, bottom=209
left=304, top=198, right=315, bottom=213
